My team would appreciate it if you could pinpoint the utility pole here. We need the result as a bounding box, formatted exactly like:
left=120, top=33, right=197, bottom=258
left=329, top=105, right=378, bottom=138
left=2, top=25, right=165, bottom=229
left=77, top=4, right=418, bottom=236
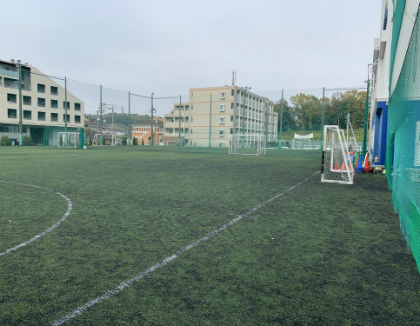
left=100, top=85, right=103, bottom=146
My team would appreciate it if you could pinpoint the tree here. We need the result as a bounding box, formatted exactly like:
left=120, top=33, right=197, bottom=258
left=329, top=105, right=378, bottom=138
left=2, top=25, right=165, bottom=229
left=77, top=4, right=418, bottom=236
left=274, top=99, right=296, bottom=131
left=289, top=93, right=322, bottom=130
left=133, top=137, right=138, bottom=145
left=0, top=136, right=12, bottom=146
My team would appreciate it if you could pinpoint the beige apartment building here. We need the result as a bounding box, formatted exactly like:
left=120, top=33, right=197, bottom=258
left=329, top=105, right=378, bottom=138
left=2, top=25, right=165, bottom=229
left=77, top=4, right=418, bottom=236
left=162, top=86, right=278, bottom=147
left=0, top=59, right=84, bottom=144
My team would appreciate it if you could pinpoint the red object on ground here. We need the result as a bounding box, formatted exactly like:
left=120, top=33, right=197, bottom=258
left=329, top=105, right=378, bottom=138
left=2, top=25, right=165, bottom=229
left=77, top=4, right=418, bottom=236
left=363, top=153, right=372, bottom=173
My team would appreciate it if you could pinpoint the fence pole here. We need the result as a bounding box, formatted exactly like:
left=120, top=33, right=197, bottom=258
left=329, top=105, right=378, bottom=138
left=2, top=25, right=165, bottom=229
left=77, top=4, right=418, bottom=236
left=178, top=95, right=182, bottom=146
left=65, top=77, right=68, bottom=133
left=279, top=89, right=284, bottom=149
left=362, top=77, right=370, bottom=156
left=151, top=93, right=154, bottom=145
left=100, top=84, right=103, bottom=145
left=321, top=87, right=325, bottom=150
left=128, top=91, right=131, bottom=145
left=209, top=94, right=212, bottom=147
left=18, top=65, right=23, bottom=146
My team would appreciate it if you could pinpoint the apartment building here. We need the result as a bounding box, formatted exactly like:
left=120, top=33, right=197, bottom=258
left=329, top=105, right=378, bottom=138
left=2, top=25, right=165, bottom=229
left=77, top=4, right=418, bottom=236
left=131, top=118, right=164, bottom=145
left=0, top=59, right=84, bottom=144
left=162, top=86, right=278, bottom=147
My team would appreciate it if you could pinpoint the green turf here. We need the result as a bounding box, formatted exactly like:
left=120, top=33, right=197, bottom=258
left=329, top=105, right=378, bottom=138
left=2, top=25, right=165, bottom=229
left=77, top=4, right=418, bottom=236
left=0, top=146, right=419, bottom=325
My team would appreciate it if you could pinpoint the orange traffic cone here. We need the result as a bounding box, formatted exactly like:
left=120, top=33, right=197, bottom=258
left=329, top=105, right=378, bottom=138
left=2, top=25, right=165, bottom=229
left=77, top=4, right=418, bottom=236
left=341, top=162, right=345, bottom=170
left=334, top=163, right=338, bottom=170
left=363, top=153, right=371, bottom=173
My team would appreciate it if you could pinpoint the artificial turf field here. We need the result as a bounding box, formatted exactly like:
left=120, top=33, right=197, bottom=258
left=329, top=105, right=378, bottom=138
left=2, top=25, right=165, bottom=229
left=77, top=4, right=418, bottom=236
left=0, top=146, right=419, bottom=326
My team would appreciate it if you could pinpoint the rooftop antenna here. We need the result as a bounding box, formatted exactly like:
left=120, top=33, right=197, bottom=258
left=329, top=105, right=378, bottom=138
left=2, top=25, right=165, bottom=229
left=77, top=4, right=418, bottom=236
left=232, top=70, right=236, bottom=86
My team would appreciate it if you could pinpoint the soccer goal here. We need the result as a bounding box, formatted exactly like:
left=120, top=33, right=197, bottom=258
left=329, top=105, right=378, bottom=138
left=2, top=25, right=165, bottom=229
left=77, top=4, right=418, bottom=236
left=321, top=125, right=354, bottom=185
left=58, top=132, right=80, bottom=149
left=229, top=134, right=266, bottom=155
left=292, top=133, right=316, bottom=150
left=93, top=133, right=116, bottom=146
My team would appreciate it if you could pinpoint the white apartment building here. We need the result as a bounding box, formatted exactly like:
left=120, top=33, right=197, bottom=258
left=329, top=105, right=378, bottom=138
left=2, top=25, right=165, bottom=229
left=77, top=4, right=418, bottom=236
left=163, top=86, right=278, bottom=147
left=369, top=0, right=393, bottom=166
left=0, top=59, right=84, bottom=144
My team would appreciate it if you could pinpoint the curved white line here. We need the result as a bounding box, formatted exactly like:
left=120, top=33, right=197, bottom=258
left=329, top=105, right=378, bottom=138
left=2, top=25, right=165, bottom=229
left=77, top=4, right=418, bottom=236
left=0, top=180, right=72, bottom=257
left=51, top=171, right=319, bottom=325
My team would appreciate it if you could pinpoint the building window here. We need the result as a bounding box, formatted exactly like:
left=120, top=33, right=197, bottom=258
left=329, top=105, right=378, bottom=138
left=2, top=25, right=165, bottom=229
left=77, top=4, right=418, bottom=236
left=136, top=128, right=139, bottom=131
left=220, top=92, right=226, bottom=99
left=7, top=93, right=17, bottom=104
left=63, top=114, right=70, bottom=123
left=50, top=86, right=58, bottom=95
left=51, top=99, right=58, bottom=109
left=74, top=103, right=81, bottom=111
left=231, top=89, right=234, bottom=96
left=23, top=96, right=31, bottom=105
left=230, top=128, right=233, bottom=134
left=219, top=117, right=225, bottom=124
left=38, top=98, right=46, bottom=107
left=219, top=130, right=224, bottom=137
left=219, top=142, right=225, bottom=148
left=37, top=84, right=45, bottom=93
left=383, top=7, right=388, bottom=30
left=230, top=115, right=233, bottom=122
left=51, top=113, right=58, bottom=122
left=220, top=105, right=226, bottom=112
left=191, top=92, right=193, bottom=98
left=23, top=110, right=32, bottom=120
left=38, top=112, right=46, bottom=121
left=191, top=106, right=193, bottom=110
left=63, top=101, right=70, bottom=110
left=191, top=117, right=193, bottom=122
left=7, top=109, right=17, bottom=119
left=75, top=115, right=81, bottom=123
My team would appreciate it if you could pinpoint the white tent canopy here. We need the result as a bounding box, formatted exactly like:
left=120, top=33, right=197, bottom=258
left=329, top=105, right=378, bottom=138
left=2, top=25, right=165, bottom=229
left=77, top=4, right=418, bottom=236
left=292, top=133, right=314, bottom=149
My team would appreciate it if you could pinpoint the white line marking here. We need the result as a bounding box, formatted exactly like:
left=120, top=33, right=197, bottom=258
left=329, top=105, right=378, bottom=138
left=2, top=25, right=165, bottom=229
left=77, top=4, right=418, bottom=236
left=51, top=171, right=319, bottom=325
left=101, top=161, right=204, bottom=169
left=0, top=180, right=72, bottom=257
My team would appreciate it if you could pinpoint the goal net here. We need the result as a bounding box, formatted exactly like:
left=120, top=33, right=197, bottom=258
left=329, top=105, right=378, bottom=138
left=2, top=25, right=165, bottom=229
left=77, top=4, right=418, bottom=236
left=229, top=134, right=266, bottom=155
left=292, top=133, right=316, bottom=150
left=93, top=133, right=116, bottom=146
left=58, top=132, right=80, bottom=149
left=321, top=125, right=354, bottom=185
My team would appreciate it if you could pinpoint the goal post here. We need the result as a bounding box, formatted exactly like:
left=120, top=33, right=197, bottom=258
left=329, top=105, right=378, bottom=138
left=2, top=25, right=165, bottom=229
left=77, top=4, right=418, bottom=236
left=57, top=132, right=80, bottom=149
left=229, top=134, right=266, bottom=155
left=292, top=133, right=313, bottom=149
left=321, top=125, right=354, bottom=185
left=93, top=133, right=116, bottom=146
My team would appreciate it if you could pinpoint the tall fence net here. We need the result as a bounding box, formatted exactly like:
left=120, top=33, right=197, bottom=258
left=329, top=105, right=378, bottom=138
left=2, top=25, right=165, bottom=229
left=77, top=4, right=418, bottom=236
left=386, top=1, right=420, bottom=271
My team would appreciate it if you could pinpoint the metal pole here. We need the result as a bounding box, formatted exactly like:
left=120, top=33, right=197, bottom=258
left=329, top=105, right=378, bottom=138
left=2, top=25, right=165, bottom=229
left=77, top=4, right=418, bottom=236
left=65, top=77, right=68, bottom=133
left=128, top=91, right=131, bottom=145
left=279, top=89, right=284, bottom=149
left=209, top=93, right=212, bottom=147
left=18, top=65, right=23, bottom=146
left=178, top=95, right=181, bottom=146
left=100, top=85, right=103, bottom=145
left=150, top=93, right=154, bottom=145
left=362, top=75, right=370, bottom=156
left=321, top=87, right=325, bottom=150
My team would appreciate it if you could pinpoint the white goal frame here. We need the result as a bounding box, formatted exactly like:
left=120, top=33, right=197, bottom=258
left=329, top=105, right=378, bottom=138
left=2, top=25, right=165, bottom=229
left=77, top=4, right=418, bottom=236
left=58, top=132, right=80, bottom=149
left=321, top=125, right=354, bottom=185
left=229, top=134, right=266, bottom=156
left=93, top=133, right=116, bottom=146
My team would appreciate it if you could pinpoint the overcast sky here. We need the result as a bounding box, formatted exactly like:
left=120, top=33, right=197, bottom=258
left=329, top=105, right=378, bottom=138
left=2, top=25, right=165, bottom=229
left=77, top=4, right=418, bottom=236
left=2, top=0, right=382, bottom=114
